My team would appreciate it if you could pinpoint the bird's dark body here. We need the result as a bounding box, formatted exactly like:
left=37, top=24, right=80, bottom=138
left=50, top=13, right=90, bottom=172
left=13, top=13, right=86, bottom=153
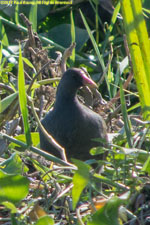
left=39, top=68, right=107, bottom=160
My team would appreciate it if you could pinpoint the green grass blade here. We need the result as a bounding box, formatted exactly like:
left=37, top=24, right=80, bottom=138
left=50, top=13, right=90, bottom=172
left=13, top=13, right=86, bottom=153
left=22, top=57, right=35, bottom=70
left=29, top=0, right=37, bottom=32
left=0, top=44, right=2, bottom=64
left=89, top=0, right=104, bottom=29
left=79, top=9, right=112, bottom=98
left=15, top=5, right=19, bottom=25
left=0, top=21, right=9, bottom=47
left=102, top=1, right=121, bottom=53
left=131, top=0, right=150, bottom=86
left=0, top=92, right=18, bottom=113
left=120, top=79, right=133, bottom=148
left=70, top=10, right=75, bottom=64
left=0, top=44, right=2, bottom=113
left=18, top=44, right=32, bottom=146
left=121, top=0, right=150, bottom=120
left=127, top=102, right=140, bottom=112
left=79, top=9, right=105, bottom=72
left=95, top=3, right=99, bottom=44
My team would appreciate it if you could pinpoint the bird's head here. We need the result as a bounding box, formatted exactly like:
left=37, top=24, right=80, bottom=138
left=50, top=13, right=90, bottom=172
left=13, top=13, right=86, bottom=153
left=62, top=68, right=97, bottom=90
left=55, top=68, right=98, bottom=102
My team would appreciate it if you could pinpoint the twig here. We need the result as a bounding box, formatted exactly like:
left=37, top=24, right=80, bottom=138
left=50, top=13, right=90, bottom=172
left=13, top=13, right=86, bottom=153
left=60, top=42, right=76, bottom=74
left=76, top=204, right=88, bottom=225
left=20, top=13, right=35, bottom=47
left=0, top=83, right=14, bottom=93
left=27, top=60, right=51, bottom=93
left=106, top=105, right=121, bottom=124
left=53, top=183, right=74, bottom=203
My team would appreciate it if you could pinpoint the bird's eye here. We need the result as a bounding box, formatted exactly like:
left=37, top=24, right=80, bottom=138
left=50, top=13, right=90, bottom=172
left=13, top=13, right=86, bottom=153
left=72, top=73, right=78, bottom=82
left=72, top=73, right=76, bottom=78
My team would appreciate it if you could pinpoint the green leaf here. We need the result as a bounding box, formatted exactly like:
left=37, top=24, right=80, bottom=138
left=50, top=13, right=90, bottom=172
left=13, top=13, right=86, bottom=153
left=142, top=155, right=150, bottom=174
left=0, top=43, right=2, bottom=65
left=127, top=102, right=140, bottom=112
left=0, top=92, right=18, bottom=113
left=90, top=147, right=106, bottom=156
left=0, top=170, right=29, bottom=204
left=22, top=57, right=35, bottom=69
left=18, top=44, right=32, bottom=146
left=46, top=24, right=89, bottom=51
left=32, top=159, right=50, bottom=182
left=72, top=159, right=90, bottom=210
left=120, top=79, right=133, bottom=148
left=0, top=21, right=9, bottom=47
left=35, top=215, right=54, bottom=225
left=2, top=201, right=17, bottom=213
left=9, top=133, right=39, bottom=150
left=87, top=196, right=126, bottom=225
left=0, top=152, right=28, bottom=174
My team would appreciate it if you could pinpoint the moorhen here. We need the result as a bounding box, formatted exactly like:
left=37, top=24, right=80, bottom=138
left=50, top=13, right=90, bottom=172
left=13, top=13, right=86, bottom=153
left=39, top=68, right=107, bottom=160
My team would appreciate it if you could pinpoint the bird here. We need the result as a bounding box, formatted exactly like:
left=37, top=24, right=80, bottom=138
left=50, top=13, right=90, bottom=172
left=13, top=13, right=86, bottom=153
left=39, top=68, right=107, bottom=161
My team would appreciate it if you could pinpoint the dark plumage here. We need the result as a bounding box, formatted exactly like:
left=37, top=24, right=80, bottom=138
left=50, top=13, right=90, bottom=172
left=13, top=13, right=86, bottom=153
left=39, top=68, right=107, bottom=160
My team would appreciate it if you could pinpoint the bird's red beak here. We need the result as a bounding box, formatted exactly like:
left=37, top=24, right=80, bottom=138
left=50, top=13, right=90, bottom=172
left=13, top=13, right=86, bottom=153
left=79, top=69, right=98, bottom=89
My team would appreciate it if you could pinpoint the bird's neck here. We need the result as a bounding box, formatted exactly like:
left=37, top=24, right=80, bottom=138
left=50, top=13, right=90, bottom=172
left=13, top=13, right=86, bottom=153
left=54, top=86, right=79, bottom=109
